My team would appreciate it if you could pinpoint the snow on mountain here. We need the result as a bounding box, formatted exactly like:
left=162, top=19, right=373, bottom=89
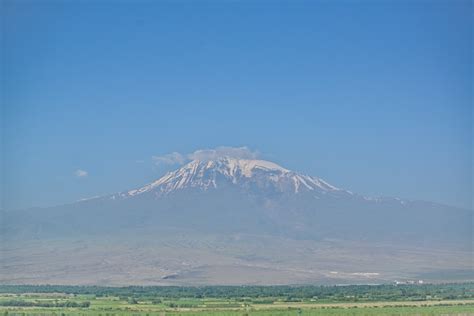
left=7, top=155, right=471, bottom=253
left=112, top=157, right=344, bottom=200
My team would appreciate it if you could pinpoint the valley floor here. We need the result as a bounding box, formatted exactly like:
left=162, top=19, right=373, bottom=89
left=1, top=284, right=473, bottom=316
left=1, top=297, right=473, bottom=315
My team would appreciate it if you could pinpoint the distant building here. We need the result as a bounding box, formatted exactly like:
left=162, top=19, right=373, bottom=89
left=394, top=280, right=424, bottom=285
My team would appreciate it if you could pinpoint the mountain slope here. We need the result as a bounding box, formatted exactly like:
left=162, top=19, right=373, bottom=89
left=1, top=157, right=472, bottom=285
left=4, top=157, right=471, bottom=245
left=112, top=158, right=344, bottom=199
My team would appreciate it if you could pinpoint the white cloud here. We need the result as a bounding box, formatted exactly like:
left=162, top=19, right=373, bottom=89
left=187, top=146, right=259, bottom=161
left=152, top=152, right=185, bottom=166
left=151, top=146, right=259, bottom=167
left=74, top=169, right=88, bottom=178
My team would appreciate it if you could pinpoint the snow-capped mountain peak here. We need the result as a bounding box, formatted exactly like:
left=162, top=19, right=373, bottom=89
left=115, top=157, right=342, bottom=199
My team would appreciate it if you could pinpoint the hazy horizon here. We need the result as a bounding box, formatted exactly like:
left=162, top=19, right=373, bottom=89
left=4, top=145, right=472, bottom=211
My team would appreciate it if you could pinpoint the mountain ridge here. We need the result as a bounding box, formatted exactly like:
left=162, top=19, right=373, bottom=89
left=70, top=157, right=463, bottom=212
left=1, top=156, right=472, bottom=285
left=110, top=157, right=345, bottom=200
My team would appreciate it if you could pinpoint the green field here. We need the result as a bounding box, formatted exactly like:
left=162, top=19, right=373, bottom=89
left=0, top=284, right=473, bottom=315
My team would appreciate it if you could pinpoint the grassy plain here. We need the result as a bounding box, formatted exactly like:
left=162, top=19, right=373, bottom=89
left=0, top=289, right=473, bottom=316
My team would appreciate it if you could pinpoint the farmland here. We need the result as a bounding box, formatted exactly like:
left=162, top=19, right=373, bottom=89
left=0, top=284, right=473, bottom=315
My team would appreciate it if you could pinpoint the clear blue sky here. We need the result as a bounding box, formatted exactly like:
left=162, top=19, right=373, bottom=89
left=2, top=0, right=472, bottom=210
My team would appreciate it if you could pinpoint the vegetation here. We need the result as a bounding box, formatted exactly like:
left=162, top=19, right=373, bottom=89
left=1, top=283, right=473, bottom=301
left=0, top=283, right=472, bottom=315
left=0, top=300, right=90, bottom=308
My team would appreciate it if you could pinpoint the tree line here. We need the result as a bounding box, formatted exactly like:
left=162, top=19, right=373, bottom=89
left=0, top=300, right=90, bottom=308
left=0, top=283, right=472, bottom=301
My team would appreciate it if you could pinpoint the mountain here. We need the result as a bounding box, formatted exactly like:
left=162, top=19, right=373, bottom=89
left=1, top=157, right=472, bottom=285
left=113, top=158, right=342, bottom=198
left=9, top=157, right=468, bottom=243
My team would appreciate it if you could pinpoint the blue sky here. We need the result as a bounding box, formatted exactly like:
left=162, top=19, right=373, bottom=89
left=2, top=0, right=472, bottom=210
